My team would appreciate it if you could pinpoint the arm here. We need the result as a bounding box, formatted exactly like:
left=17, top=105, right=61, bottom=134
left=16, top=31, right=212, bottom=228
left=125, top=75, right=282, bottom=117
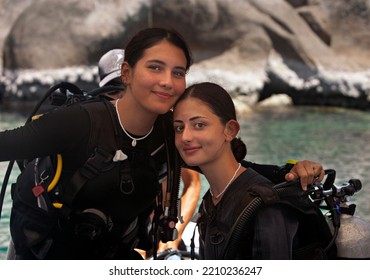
left=242, top=159, right=325, bottom=190
left=158, top=168, right=201, bottom=252
left=0, top=104, right=90, bottom=161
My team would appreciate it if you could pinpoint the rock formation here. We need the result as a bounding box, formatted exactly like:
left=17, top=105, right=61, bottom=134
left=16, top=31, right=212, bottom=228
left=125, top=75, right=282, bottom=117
left=1, top=0, right=370, bottom=110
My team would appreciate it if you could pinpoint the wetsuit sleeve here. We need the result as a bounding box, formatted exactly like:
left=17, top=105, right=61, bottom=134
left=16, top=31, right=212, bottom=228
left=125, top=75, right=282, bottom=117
left=0, top=104, right=91, bottom=161
left=242, top=160, right=290, bottom=183
left=183, top=160, right=291, bottom=183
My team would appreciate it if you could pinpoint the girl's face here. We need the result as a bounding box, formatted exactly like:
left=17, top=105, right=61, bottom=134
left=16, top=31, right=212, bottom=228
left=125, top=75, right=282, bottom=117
left=173, top=98, right=231, bottom=167
left=123, top=40, right=187, bottom=115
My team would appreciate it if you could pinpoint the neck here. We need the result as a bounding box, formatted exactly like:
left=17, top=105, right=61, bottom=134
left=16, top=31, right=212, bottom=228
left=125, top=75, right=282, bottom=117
left=202, top=159, right=244, bottom=198
left=115, top=95, right=157, bottom=135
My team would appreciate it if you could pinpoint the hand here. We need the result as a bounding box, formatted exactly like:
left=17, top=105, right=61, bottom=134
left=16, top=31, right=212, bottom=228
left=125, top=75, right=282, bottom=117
left=284, top=160, right=325, bottom=190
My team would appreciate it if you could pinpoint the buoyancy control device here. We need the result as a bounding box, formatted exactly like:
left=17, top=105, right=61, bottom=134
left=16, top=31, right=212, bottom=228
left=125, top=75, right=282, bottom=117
left=0, top=82, right=182, bottom=259
left=222, top=168, right=370, bottom=260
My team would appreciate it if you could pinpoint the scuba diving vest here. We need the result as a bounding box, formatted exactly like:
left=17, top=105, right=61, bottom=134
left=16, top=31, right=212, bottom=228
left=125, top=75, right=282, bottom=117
left=8, top=83, right=181, bottom=259
left=9, top=97, right=130, bottom=258
left=197, top=168, right=336, bottom=260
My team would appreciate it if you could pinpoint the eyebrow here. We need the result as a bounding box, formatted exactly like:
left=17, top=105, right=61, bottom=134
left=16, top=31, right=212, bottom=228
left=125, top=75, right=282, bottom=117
left=173, top=116, right=206, bottom=123
left=147, top=59, right=186, bottom=72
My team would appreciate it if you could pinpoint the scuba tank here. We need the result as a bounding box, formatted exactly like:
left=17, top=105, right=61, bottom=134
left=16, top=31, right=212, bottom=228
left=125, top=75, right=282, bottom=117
left=309, top=169, right=370, bottom=259
left=332, top=214, right=370, bottom=259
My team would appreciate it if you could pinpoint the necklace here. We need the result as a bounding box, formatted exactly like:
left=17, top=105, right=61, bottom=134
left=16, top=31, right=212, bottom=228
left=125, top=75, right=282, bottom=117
left=115, top=99, right=154, bottom=147
left=210, top=163, right=242, bottom=200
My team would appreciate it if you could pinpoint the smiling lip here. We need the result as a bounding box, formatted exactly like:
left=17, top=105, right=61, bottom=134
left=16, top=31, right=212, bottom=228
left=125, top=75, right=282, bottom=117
left=153, top=91, right=172, bottom=99
left=183, top=146, right=200, bottom=155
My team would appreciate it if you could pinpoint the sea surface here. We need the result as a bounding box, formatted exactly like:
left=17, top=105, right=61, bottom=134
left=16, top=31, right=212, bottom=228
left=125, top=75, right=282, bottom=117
left=1, top=105, right=370, bottom=259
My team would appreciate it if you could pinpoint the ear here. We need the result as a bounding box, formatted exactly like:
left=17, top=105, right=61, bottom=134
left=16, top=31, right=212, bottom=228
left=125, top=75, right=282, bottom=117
left=121, top=62, right=131, bottom=85
left=224, top=120, right=240, bottom=142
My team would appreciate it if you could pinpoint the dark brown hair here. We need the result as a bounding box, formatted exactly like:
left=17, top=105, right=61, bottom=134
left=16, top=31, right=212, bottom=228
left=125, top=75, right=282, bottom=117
left=175, top=82, right=247, bottom=161
left=124, top=27, right=193, bottom=72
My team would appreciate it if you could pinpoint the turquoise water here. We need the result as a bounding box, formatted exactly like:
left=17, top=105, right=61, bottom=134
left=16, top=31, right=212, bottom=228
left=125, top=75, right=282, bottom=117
left=1, top=106, right=370, bottom=259
left=0, top=111, right=25, bottom=259
left=239, top=106, right=370, bottom=221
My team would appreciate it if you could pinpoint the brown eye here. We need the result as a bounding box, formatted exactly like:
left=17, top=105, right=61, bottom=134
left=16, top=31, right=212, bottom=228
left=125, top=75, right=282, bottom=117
left=194, top=123, right=205, bottom=129
left=148, top=65, right=161, bottom=71
left=173, top=70, right=186, bottom=78
left=174, top=125, right=184, bottom=133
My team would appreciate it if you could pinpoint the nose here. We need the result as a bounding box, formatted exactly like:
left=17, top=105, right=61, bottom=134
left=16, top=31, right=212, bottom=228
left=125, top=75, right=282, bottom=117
left=181, top=126, right=193, bottom=143
left=159, top=70, right=173, bottom=89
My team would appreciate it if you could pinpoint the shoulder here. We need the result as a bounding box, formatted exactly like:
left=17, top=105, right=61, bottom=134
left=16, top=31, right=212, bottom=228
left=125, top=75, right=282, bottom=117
left=228, top=168, right=279, bottom=204
left=31, top=99, right=108, bottom=144
left=78, top=97, right=114, bottom=112
left=32, top=101, right=91, bottom=128
left=238, top=168, right=274, bottom=188
left=77, top=98, right=117, bottom=127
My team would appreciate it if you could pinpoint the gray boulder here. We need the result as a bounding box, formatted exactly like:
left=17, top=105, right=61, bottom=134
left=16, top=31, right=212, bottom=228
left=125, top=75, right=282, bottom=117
left=2, top=0, right=149, bottom=69
left=1, top=0, right=370, bottom=110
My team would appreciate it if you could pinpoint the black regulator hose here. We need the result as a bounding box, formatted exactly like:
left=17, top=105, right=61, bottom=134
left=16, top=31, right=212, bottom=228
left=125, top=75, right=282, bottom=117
left=26, top=82, right=84, bottom=125
left=0, top=160, right=14, bottom=221
left=323, top=195, right=340, bottom=252
left=222, top=196, right=265, bottom=259
left=151, top=113, right=181, bottom=260
left=160, top=112, right=182, bottom=242
left=0, top=82, right=79, bottom=221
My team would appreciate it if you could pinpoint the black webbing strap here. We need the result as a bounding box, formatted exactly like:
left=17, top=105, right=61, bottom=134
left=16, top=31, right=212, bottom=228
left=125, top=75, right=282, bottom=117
left=63, top=147, right=114, bottom=207
left=61, top=99, right=119, bottom=209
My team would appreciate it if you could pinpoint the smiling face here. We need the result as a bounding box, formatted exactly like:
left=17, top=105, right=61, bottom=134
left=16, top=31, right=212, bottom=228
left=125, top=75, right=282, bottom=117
left=122, top=40, right=188, bottom=116
left=173, top=97, right=232, bottom=168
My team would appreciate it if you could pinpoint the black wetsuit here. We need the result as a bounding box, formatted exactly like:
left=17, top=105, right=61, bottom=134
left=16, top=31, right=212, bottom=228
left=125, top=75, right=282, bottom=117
left=1, top=99, right=168, bottom=259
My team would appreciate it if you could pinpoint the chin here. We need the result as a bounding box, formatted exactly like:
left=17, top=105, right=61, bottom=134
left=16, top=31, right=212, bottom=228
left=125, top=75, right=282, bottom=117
left=182, top=158, right=201, bottom=167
